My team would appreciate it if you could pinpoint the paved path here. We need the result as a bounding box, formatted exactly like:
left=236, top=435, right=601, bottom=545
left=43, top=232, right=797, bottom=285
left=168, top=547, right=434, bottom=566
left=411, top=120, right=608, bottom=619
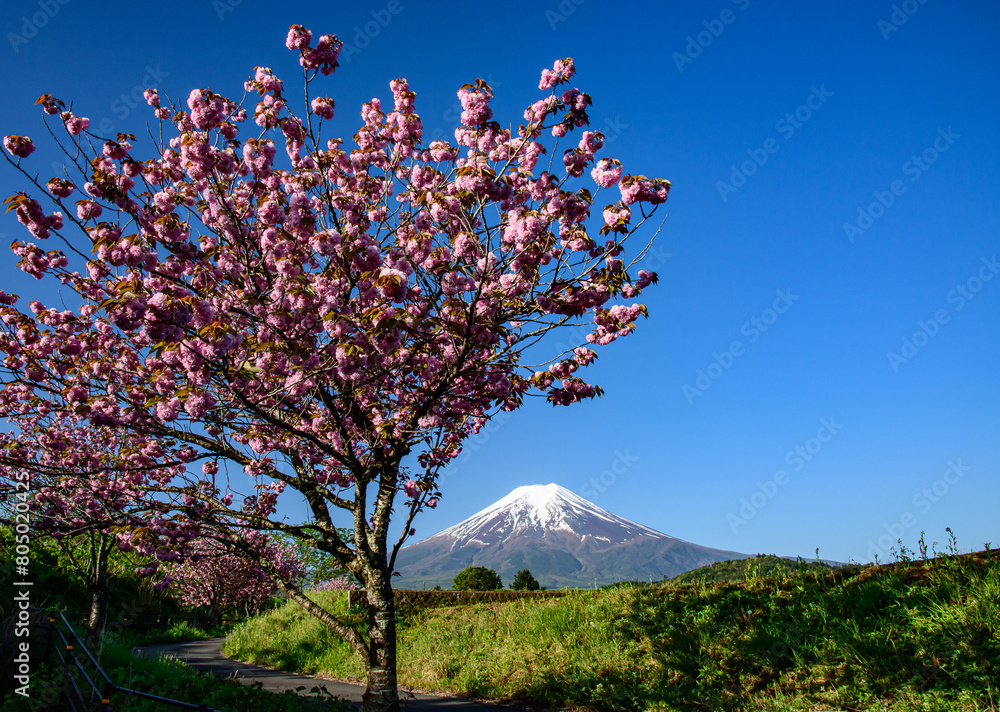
left=136, top=638, right=532, bottom=711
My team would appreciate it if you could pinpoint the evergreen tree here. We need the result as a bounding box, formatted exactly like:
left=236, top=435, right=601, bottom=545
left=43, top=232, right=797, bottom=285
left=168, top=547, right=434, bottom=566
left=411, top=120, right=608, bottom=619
left=510, top=569, right=540, bottom=590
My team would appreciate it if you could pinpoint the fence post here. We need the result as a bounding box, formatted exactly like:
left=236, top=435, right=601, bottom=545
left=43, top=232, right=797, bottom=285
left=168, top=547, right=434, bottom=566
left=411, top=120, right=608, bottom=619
left=61, top=642, right=74, bottom=707
left=43, top=616, right=55, bottom=666
left=102, top=680, right=114, bottom=711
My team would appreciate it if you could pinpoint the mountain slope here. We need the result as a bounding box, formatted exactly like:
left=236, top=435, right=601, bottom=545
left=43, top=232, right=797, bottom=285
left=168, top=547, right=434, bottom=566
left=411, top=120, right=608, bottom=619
left=392, top=484, right=749, bottom=589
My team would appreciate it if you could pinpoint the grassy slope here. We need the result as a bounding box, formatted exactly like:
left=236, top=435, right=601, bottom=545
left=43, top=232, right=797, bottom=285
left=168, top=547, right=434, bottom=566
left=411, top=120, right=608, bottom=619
left=224, top=550, right=1000, bottom=711
left=665, top=554, right=841, bottom=586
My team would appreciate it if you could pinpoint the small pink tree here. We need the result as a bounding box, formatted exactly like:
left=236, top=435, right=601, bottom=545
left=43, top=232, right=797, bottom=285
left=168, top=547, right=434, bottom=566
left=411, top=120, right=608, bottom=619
left=161, top=531, right=303, bottom=624
left=1, top=24, right=670, bottom=712
left=311, top=576, right=358, bottom=592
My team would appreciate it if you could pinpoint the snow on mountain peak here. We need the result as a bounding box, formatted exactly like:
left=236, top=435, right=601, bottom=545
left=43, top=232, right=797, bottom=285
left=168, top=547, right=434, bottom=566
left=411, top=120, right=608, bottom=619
left=432, top=483, right=673, bottom=546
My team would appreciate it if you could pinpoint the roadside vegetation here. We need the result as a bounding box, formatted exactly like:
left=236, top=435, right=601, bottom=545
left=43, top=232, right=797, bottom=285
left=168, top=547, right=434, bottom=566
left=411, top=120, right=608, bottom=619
left=225, top=545, right=1000, bottom=711
left=3, top=625, right=351, bottom=711
left=0, top=531, right=350, bottom=711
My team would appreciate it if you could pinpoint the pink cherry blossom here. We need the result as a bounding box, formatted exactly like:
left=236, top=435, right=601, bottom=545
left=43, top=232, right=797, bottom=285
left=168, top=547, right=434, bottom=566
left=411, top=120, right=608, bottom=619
left=591, top=157, right=624, bottom=188
left=539, top=58, right=575, bottom=90
left=4, top=135, right=35, bottom=158
left=46, top=178, right=75, bottom=197
left=76, top=200, right=103, bottom=220
left=286, top=23, right=312, bottom=50
left=458, top=83, right=493, bottom=127
left=619, top=174, right=672, bottom=205
left=61, top=112, right=89, bottom=135
left=164, top=532, right=304, bottom=623
left=300, top=34, right=341, bottom=75
left=311, top=97, right=335, bottom=119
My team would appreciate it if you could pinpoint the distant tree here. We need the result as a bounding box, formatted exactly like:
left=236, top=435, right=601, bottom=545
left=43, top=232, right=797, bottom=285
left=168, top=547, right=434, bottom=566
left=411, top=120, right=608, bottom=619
left=510, top=569, right=539, bottom=591
left=163, top=531, right=303, bottom=624
left=311, top=576, right=357, bottom=592
left=453, top=566, right=502, bottom=591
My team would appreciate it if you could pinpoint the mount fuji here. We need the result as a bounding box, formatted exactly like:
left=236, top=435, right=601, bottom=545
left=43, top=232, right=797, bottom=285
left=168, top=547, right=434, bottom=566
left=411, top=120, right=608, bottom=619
left=392, top=484, right=749, bottom=589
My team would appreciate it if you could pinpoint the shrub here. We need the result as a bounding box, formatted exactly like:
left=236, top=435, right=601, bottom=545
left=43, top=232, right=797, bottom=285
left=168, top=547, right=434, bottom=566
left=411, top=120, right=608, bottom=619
left=452, top=566, right=503, bottom=591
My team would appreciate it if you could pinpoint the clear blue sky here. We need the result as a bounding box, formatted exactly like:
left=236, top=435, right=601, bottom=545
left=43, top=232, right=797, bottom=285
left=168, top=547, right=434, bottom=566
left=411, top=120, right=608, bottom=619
left=2, top=0, right=997, bottom=564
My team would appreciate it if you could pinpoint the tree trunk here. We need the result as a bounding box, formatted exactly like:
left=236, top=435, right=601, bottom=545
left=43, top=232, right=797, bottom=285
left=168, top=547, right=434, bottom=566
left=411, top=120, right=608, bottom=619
left=362, top=577, right=399, bottom=712
left=86, top=536, right=110, bottom=643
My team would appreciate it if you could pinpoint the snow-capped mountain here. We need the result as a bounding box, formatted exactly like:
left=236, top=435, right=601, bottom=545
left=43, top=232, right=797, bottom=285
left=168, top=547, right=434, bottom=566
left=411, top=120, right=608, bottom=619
left=392, top=484, right=749, bottom=589
left=439, top=483, right=670, bottom=547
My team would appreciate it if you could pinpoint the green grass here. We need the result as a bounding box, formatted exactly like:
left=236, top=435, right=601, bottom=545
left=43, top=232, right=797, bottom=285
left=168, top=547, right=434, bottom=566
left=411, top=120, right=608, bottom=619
left=119, top=618, right=224, bottom=646
left=225, top=591, right=366, bottom=679
left=224, top=549, right=1000, bottom=711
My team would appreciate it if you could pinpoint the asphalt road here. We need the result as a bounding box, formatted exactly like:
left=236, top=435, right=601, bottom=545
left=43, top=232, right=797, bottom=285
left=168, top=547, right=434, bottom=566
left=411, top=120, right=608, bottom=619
left=136, top=638, right=534, bottom=711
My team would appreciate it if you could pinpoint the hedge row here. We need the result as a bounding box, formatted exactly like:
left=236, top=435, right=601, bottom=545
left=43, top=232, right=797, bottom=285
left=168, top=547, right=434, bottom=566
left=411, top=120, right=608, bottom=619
left=347, top=588, right=572, bottom=609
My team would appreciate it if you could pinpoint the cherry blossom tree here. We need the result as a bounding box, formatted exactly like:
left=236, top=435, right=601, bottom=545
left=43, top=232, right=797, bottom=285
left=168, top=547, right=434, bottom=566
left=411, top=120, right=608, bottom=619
left=0, top=24, right=670, bottom=712
left=162, top=531, right=303, bottom=625
left=0, top=415, right=191, bottom=639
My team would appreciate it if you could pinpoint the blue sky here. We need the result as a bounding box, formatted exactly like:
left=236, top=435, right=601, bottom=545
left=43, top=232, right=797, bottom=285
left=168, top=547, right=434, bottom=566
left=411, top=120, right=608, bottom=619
left=2, top=0, right=997, bottom=565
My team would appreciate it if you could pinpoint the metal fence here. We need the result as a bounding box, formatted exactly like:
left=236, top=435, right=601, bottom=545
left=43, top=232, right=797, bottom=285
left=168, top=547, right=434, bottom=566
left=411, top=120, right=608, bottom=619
left=3, top=608, right=219, bottom=711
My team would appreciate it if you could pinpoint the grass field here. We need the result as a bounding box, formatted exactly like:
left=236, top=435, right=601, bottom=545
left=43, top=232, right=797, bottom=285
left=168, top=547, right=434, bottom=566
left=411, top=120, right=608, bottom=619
left=224, top=549, right=1000, bottom=711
